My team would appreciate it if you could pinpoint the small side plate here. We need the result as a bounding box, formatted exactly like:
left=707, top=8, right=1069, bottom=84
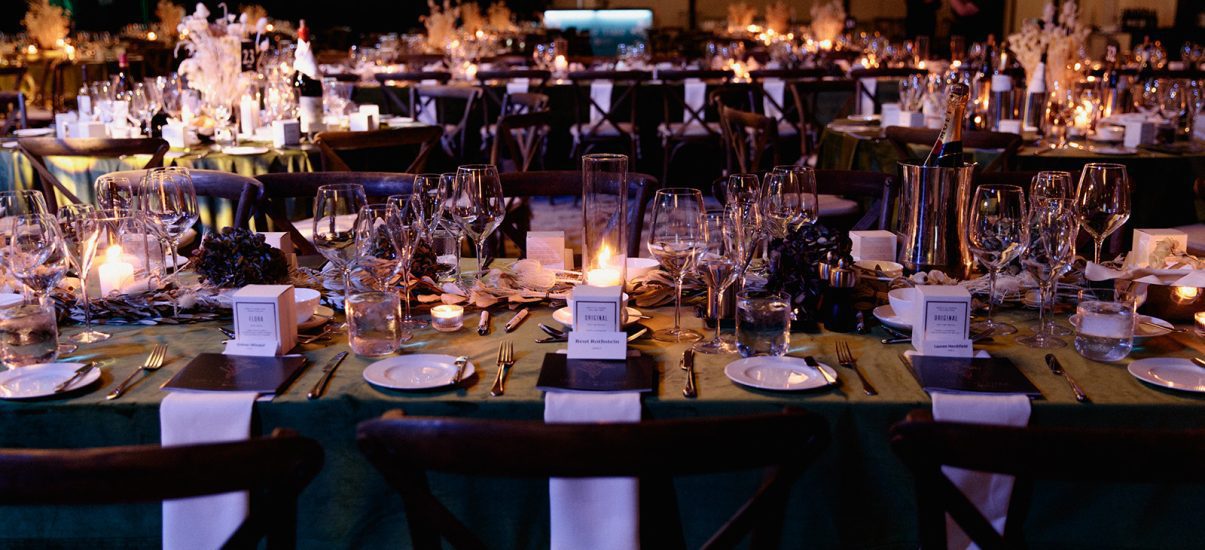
left=0, top=363, right=100, bottom=400
left=363, top=354, right=476, bottom=390
left=724, top=356, right=837, bottom=391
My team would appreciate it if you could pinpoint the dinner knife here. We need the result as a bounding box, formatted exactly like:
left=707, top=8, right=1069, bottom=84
left=451, top=355, right=469, bottom=383
left=54, top=362, right=96, bottom=394
left=307, top=352, right=349, bottom=400
left=803, top=355, right=838, bottom=385
left=682, top=348, right=697, bottom=398
left=1045, top=353, right=1089, bottom=403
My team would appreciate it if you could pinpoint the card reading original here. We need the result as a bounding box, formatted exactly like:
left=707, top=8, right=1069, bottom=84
left=567, top=285, right=626, bottom=360
left=911, top=285, right=973, bottom=357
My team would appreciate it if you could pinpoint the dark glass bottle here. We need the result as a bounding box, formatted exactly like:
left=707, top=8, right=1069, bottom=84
left=114, top=53, right=131, bottom=95
left=922, top=83, right=970, bottom=167
left=292, top=20, right=324, bottom=134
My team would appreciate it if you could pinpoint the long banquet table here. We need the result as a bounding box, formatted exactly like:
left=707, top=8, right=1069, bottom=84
left=2, top=300, right=1204, bottom=548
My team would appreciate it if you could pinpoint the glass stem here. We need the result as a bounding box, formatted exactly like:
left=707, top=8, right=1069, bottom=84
left=341, top=266, right=352, bottom=309
left=401, top=270, right=412, bottom=321
left=474, top=240, right=486, bottom=281
left=986, top=269, right=998, bottom=322
left=80, top=279, right=93, bottom=331
left=1093, top=239, right=1104, bottom=265
left=712, top=287, right=724, bottom=342
left=1037, top=281, right=1050, bottom=337
left=168, top=241, right=180, bottom=317
left=673, top=275, right=684, bottom=332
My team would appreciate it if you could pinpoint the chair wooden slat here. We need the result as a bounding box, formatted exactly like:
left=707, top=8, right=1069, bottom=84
left=314, top=126, right=442, bottom=173
left=104, top=169, right=263, bottom=229
left=17, top=137, right=168, bottom=213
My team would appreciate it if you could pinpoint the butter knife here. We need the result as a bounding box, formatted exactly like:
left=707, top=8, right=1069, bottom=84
left=451, top=355, right=469, bottom=384
left=54, top=362, right=96, bottom=393
left=1045, top=353, right=1088, bottom=403
left=307, top=352, right=348, bottom=400
left=803, top=355, right=837, bottom=385
left=682, top=348, right=697, bottom=398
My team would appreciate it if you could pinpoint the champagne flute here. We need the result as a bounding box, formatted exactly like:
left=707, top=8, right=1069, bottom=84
left=1074, top=163, right=1130, bottom=264
left=648, top=188, right=706, bottom=343
left=1018, top=197, right=1079, bottom=349
left=57, top=204, right=109, bottom=343
left=449, top=165, right=505, bottom=283
left=967, top=184, right=1029, bottom=336
left=314, top=183, right=368, bottom=309
left=694, top=210, right=741, bottom=354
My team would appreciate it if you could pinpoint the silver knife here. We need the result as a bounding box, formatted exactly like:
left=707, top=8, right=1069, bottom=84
left=54, top=362, right=96, bottom=393
left=682, top=348, right=697, bottom=398
left=1045, top=353, right=1088, bottom=403
left=803, top=355, right=838, bottom=385
left=451, top=355, right=469, bottom=383
left=307, top=352, right=349, bottom=400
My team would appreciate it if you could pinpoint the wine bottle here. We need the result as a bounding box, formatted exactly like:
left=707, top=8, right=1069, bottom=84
left=922, top=83, right=970, bottom=167
left=1022, top=49, right=1048, bottom=133
left=114, top=53, right=131, bottom=95
left=292, top=19, right=324, bottom=135
left=76, top=66, right=92, bottom=118
left=989, top=50, right=1013, bottom=130
left=1101, top=44, right=1121, bottom=117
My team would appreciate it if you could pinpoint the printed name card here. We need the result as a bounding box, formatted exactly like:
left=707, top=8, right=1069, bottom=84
left=226, top=285, right=297, bottom=356
left=567, top=285, right=626, bottom=360
left=911, top=285, right=973, bottom=357
left=849, top=230, right=897, bottom=262
left=526, top=231, right=566, bottom=270
left=272, top=120, right=301, bottom=147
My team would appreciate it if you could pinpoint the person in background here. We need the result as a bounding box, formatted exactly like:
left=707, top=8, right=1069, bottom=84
left=906, top=0, right=939, bottom=39
left=949, top=0, right=1004, bottom=43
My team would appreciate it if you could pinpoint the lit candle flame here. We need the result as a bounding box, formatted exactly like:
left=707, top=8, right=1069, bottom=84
left=105, top=245, right=124, bottom=263
left=1172, top=286, right=1201, bottom=304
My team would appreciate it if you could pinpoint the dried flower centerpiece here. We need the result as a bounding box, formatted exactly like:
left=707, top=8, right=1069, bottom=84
left=809, top=0, right=845, bottom=48
left=23, top=0, right=70, bottom=50
left=1006, top=1, right=1089, bottom=90
left=189, top=228, right=290, bottom=288
left=423, top=0, right=460, bottom=53
left=175, top=2, right=267, bottom=115
left=727, top=3, right=756, bottom=34
left=155, top=0, right=185, bottom=40
left=765, top=1, right=792, bottom=35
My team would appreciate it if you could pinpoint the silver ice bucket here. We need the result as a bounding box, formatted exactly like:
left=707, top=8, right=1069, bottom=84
left=896, top=161, right=976, bottom=278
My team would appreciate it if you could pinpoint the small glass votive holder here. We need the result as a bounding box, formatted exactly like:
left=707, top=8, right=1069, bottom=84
left=735, top=291, right=792, bottom=358
left=0, top=301, right=59, bottom=367
left=346, top=291, right=406, bottom=358
left=1073, top=289, right=1136, bottom=362
left=429, top=227, right=461, bottom=284
left=431, top=304, right=465, bottom=332
left=1195, top=311, right=1205, bottom=338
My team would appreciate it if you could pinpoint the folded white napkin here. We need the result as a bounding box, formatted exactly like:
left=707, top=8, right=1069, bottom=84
left=857, top=77, right=878, bottom=116
left=919, top=350, right=1031, bottom=550
left=589, top=80, right=614, bottom=125
left=506, top=78, right=530, bottom=96
left=762, top=79, right=786, bottom=119
left=545, top=391, right=641, bottom=550
left=683, top=79, right=706, bottom=124
left=160, top=391, right=259, bottom=550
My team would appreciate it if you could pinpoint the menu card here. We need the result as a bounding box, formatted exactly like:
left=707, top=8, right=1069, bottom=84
left=537, top=353, right=655, bottom=393
left=162, top=353, right=308, bottom=395
left=910, top=355, right=1040, bottom=397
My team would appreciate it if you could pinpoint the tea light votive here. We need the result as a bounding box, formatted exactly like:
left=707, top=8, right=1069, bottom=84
left=1195, top=311, right=1205, bottom=338
left=431, top=305, right=465, bottom=332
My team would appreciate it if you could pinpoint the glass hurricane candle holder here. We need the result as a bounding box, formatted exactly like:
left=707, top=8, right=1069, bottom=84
left=431, top=304, right=465, bottom=332
left=581, top=154, right=628, bottom=288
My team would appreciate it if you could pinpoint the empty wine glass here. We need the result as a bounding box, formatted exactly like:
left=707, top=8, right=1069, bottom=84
left=409, top=173, right=447, bottom=241
left=0, top=190, right=49, bottom=293
left=1046, top=81, right=1076, bottom=148
left=314, top=183, right=368, bottom=308
left=1018, top=197, right=1079, bottom=349
left=95, top=174, right=137, bottom=210
left=1030, top=171, right=1075, bottom=203
left=724, top=173, right=761, bottom=207
left=695, top=210, right=741, bottom=354
left=140, top=167, right=199, bottom=286
left=1074, top=163, right=1130, bottom=264
left=353, top=204, right=402, bottom=291
left=57, top=204, right=108, bottom=343
left=648, top=188, right=706, bottom=343
left=449, top=165, right=505, bottom=283
left=387, top=208, right=424, bottom=331
left=4, top=214, right=67, bottom=305
left=967, top=184, right=1029, bottom=336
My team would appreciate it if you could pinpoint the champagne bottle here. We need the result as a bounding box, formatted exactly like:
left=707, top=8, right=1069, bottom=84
left=292, top=19, right=324, bottom=135
left=114, top=53, right=131, bottom=95
left=1022, top=49, right=1048, bottom=133
left=922, top=83, right=970, bottom=167
left=1101, top=44, right=1120, bottom=117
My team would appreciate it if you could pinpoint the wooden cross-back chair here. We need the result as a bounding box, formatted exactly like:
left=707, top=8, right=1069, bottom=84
left=891, top=409, right=1205, bottom=549
left=490, top=110, right=551, bottom=173
left=567, top=70, right=651, bottom=160
left=254, top=171, right=415, bottom=255
left=657, top=69, right=733, bottom=185
left=0, top=428, right=323, bottom=548
left=0, top=66, right=29, bottom=93
left=0, top=92, right=27, bottom=135
left=718, top=104, right=780, bottom=176
left=475, top=69, right=551, bottom=124
left=849, top=68, right=928, bottom=114
left=373, top=72, right=453, bottom=116
left=749, top=69, right=832, bottom=160
left=104, top=169, right=263, bottom=230
left=884, top=126, right=1023, bottom=173
left=314, top=126, right=442, bottom=174
left=357, top=408, right=829, bottom=550
left=413, top=85, right=482, bottom=163
left=17, top=137, right=169, bottom=213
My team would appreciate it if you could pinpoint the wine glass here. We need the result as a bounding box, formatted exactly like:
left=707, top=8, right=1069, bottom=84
left=967, top=184, right=1029, bottom=336
left=0, top=190, right=49, bottom=293
left=353, top=204, right=402, bottom=291
left=1030, top=171, right=1075, bottom=203
left=95, top=174, right=137, bottom=210
left=314, top=183, right=368, bottom=308
left=4, top=214, right=68, bottom=305
left=57, top=204, right=108, bottom=343
left=770, top=165, right=819, bottom=229
left=140, top=167, right=199, bottom=283
left=386, top=207, right=424, bottom=330
left=724, top=173, right=761, bottom=207
left=694, top=210, right=740, bottom=354
left=408, top=173, right=448, bottom=241
left=1074, top=163, right=1130, bottom=264
left=1018, top=197, right=1079, bottom=349
left=449, top=165, right=505, bottom=283
left=1045, top=81, right=1076, bottom=149
left=647, top=188, right=706, bottom=343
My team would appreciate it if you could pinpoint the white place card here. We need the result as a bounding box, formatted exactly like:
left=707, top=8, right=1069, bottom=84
left=162, top=122, right=187, bottom=148
left=349, top=112, right=378, bottom=132
left=912, top=285, right=973, bottom=357
left=567, top=285, right=626, bottom=360
left=880, top=103, right=900, bottom=126
left=850, top=230, right=897, bottom=262
left=72, top=120, right=107, bottom=138
left=1131, top=229, right=1187, bottom=267
left=272, top=120, right=301, bottom=147
left=258, top=231, right=298, bottom=270
left=1123, top=121, right=1155, bottom=148
left=527, top=231, right=566, bottom=270
left=227, top=285, right=297, bottom=356
left=896, top=111, right=925, bottom=127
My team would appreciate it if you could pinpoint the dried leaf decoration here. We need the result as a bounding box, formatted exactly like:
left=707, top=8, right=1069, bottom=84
left=23, top=0, right=70, bottom=49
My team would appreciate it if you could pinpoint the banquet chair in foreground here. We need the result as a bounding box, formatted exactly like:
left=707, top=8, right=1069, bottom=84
left=884, top=126, right=1023, bottom=174
left=0, top=429, right=323, bottom=548
left=314, top=126, right=443, bottom=173
left=17, top=137, right=169, bottom=213
left=357, top=408, right=829, bottom=550
left=104, top=169, right=263, bottom=230
left=890, top=410, right=1205, bottom=549
left=254, top=171, right=415, bottom=255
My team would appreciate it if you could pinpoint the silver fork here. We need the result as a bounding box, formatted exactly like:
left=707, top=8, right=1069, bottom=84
left=106, top=344, right=168, bottom=400
left=835, top=341, right=877, bottom=396
left=490, top=341, right=514, bottom=397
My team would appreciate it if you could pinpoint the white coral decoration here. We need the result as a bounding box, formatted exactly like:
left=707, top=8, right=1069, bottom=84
left=765, top=1, right=792, bottom=34
left=175, top=3, right=252, bottom=108
left=727, top=3, right=756, bottom=33
left=487, top=2, right=517, bottom=32
left=1006, top=1, right=1089, bottom=90
left=422, top=0, right=460, bottom=52
left=22, top=0, right=70, bottom=49
left=809, top=0, right=845, bottom=43
left=155, top=0, right=185, bottom=40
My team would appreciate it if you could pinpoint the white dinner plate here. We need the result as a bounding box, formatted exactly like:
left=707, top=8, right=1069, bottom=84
left=13, top=128, right=54, bottom=137
left=552, top=306, right=642, bottom=328
left=221, top=146, right=270, bottom=156
left=847, top=114, right=880, bottom=123
left=1128, top=358, right=1205, bottom=393
left=873, top=304, right=912, bottom=331
left=0, top=362, right=99, bottom=399
left=1091, top=145, right=1137, bottom=156
left=1068, top=314, right=1172, bottom=341
left=299, top=305, right=335, bottom=331
left=725, top=356, right=838, bottom=391
left=363, top=354, right=476, bottom=390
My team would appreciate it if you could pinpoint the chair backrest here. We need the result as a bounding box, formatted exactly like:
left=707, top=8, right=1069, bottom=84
left=884, top=126, right=1023, bottom=173
left=476, top=69, right=552, bottom=123
left=0, top=428, right=322, bottom=547
left=658, top=69, right=733, bottom=138
left=496, top=170, right=658, bottom=258
left=254, top=171, right=415, bottom=255
left=499, top=92, right=550, bottom=117
left=314, top=126, right=443, bottom=173
left=104, top=169, right=263, bottom=230
left=414, top=85, right=482, bottom=162
left=0, top=91, right=27, bottom=135
left=891, top=409, right=1205, bottom=549
left=490, top=111, right=551, bottom=173
left=718, top=105, right=779, bottom=175
left=373, top=72, right=453, bottom=115
left=849, top=68, right=928, bottom=113
left=567, top=70, right=651, bottom=140
left=358, top=408, right=829, bottom=550
left=17, top=137, right=169, bottom=213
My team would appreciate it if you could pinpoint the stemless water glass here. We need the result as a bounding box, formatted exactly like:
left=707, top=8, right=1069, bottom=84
left=346, top=291, right=405, bottom=357
left=1074, top=163, right=1131, bottom=265
left=429, top=228, right=461, bottom=283
left=647, top=188, right=706, bottom=343
left=57, top=204, right=108, bottom=343
left=1018, top=198, right=1079, bottom=349
left=0, top=301, right=59, bottom=367
left=694, top=211, right=740, bottom=354
left=449, top=165, right=505, bottom=283
left=736, top=290, right=791, bottom=357
left=1073, top=289, right=1136, bottom=362
left=5, top=214, right=69, bottom=305
left=314, top=183, right=368, bottom=307
left=967, top=184, right=1029, bottom=336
